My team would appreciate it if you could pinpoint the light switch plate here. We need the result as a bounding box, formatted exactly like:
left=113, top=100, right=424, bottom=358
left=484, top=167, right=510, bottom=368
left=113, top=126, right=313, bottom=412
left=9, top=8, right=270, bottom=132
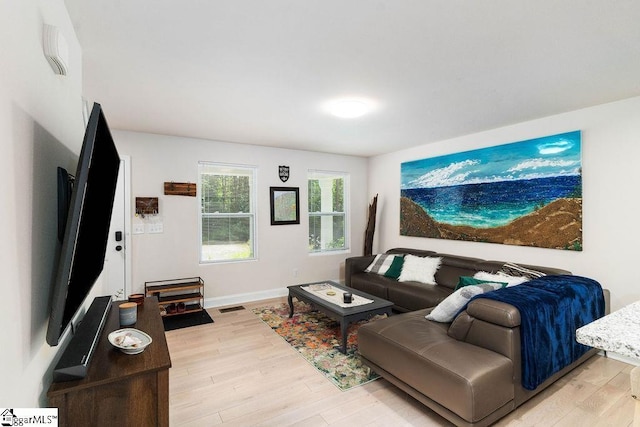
left=147, top=223, right=164, bottom=234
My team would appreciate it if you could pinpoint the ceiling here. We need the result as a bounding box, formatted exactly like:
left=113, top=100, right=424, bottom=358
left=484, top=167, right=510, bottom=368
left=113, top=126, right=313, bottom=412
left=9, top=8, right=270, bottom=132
left=64, top=1, right=640, bottom=157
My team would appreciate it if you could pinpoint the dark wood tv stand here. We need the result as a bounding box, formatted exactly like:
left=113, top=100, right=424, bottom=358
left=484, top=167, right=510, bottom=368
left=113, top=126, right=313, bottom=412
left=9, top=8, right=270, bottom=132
left=48, top=297, right=171, bottom=426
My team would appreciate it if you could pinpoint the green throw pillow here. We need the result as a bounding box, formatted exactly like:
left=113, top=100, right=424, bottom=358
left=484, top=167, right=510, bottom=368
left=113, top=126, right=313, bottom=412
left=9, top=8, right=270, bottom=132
left=383, top=256, right=405, bottom=279
left=455, top=276, right=508, bottom=291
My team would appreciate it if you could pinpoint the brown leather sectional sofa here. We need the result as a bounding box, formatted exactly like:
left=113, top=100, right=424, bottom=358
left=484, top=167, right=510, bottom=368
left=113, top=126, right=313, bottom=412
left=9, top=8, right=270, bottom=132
left=346, top=248, right=609, bottom=427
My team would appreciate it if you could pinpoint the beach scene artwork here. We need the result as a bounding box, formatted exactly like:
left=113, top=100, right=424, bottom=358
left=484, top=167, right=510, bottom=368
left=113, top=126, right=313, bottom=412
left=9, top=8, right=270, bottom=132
left=400, top=131, right=582, bottom=250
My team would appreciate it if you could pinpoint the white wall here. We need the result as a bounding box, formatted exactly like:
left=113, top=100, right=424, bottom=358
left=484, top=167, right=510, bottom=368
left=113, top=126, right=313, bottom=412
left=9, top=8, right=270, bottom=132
left=113, top=131, right=369, bottom=306
left=369, top=96, right=640, bottom=313
left=0, top=0, right=108, bottom=407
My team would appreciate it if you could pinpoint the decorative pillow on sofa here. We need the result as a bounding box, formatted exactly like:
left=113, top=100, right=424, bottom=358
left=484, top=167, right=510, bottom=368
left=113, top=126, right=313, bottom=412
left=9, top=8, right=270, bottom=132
left=365, top=254, right=404, bottom=277
left=454, top=276, right=508, bottom=290
left=500, top=262, right=547, bottom=279
left=383, top=255, right=405, bottom=279
left=473, top=271, right=529, bottom=287
left=398, top=255, right=442, bottom=284
left=426, top=282, right=504, bottom=322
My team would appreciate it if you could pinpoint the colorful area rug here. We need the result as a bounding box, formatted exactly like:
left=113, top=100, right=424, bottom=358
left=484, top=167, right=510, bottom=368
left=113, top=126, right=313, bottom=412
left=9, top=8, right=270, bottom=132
left=253, top=301, right=383, bottom=391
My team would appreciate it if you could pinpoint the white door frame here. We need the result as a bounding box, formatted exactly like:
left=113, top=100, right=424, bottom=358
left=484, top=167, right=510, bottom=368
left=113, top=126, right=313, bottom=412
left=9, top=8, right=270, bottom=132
left=104, top=155, right=132, bottom=298
left=122, top=155, right=132, bottom=295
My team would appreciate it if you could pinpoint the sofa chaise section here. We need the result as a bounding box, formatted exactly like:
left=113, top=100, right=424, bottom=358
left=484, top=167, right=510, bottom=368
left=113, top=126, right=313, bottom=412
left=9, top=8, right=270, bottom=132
left=358, top=308, right=515, bottom=425
left=350, top=248, right=608, bottom=426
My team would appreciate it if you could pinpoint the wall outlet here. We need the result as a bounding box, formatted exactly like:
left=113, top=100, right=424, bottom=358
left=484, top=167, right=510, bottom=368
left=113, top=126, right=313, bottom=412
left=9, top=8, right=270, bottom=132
left=292, top=268, right=299, bottom=278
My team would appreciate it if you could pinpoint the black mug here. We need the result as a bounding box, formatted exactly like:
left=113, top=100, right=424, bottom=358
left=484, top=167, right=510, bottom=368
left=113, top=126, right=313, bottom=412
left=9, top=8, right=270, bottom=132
left=343, top=292, right=353, bottom=303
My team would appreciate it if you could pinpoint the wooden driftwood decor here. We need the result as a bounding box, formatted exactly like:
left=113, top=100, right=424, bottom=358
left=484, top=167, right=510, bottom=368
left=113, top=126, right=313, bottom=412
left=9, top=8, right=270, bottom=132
left=364, top=194, right=378, bottom=256
left=164, top=182, right=196, bottom=197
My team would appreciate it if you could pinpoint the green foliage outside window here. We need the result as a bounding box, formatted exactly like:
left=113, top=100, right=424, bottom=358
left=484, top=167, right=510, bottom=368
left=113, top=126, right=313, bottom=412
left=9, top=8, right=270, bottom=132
left=308, top=178, right=344, bottom=213
left=201, top=174, right=251, bottom=242
left=199, top=163, right=255, bottom=262
left=308, top=174, right=347, bottom=252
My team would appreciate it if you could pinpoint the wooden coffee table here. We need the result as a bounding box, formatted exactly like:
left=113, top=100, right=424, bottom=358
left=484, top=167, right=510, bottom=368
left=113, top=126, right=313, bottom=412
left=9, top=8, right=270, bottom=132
left=287, top=281, right=393, bottom=354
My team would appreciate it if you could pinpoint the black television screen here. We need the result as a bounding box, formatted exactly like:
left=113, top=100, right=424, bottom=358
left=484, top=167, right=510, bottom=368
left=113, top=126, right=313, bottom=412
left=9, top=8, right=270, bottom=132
left=46, top=103, right=121, bottom=346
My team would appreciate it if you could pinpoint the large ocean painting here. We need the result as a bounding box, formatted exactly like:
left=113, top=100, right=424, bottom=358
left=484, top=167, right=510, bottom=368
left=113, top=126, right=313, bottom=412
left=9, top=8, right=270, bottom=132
left=400, top=131, right=582, bottom=250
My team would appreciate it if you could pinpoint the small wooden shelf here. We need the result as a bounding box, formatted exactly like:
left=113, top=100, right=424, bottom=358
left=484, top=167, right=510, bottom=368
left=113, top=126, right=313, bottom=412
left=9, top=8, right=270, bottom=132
left=145, top=277, right=204, bottom=317
left=155, top=292, right=204, bottom=304
left=161, top=303, right=202, bottom=317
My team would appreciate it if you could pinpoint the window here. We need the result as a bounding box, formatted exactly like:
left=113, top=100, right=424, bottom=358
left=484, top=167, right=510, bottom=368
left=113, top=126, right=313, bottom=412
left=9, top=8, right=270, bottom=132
left=199, top=162, right=256, bottom=262
left=308, top=170, right=348, bottom=253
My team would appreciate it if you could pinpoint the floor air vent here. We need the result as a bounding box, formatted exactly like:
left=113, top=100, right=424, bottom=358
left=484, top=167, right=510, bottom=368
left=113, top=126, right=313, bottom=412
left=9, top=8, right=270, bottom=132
left=219, top=305, right=245, bottom=313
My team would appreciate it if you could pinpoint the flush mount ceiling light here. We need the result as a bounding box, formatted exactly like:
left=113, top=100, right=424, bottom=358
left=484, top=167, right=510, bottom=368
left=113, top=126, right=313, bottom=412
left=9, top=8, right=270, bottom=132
left=324, top=98, right=376, bottom=119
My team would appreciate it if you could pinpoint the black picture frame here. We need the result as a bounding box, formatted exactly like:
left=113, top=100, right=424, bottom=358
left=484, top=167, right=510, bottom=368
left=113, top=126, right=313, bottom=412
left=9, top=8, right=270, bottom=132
left=270, top=186, right=300, bottom=225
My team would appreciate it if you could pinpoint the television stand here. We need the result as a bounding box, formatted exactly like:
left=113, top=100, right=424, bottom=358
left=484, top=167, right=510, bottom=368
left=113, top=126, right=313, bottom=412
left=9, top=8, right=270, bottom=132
left=48, top=296, right=171, bottom=426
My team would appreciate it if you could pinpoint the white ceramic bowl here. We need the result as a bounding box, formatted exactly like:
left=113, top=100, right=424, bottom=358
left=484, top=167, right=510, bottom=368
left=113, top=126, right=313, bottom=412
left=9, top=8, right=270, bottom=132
left=108, top=328, right=152, bottom=354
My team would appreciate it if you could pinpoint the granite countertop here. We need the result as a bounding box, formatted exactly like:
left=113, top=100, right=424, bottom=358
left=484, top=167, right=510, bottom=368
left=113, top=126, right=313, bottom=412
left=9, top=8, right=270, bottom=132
left=576, top=301, right=640, bottom=359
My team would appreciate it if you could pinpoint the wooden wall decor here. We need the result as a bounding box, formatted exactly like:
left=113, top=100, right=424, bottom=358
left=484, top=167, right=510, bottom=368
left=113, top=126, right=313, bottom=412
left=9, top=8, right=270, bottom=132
left=135, top=197, right=159, bottom=218
left=164, top=182, right=196, bottom=197
left=364, top=194, right=378, bottom=256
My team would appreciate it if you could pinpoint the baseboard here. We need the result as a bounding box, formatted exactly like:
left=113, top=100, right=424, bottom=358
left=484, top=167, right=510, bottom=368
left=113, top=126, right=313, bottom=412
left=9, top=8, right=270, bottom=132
left=203, top=279, right=343, bottom=309
left=204, top=287, right=289, bottom=309
left=602, top=351, right=640, bottom=366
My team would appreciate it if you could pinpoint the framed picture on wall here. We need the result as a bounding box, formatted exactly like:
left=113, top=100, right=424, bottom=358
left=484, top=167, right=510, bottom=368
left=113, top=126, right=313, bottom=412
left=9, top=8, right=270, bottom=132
left=400, top=130, right=583, bottom=250
left=270, top=187, right=300, bottom=225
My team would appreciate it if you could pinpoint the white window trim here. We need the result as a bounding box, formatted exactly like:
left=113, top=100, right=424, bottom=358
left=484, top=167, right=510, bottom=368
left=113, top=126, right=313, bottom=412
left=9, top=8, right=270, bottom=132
left=308, top=169, right=350, bottom=254
left=198, top=161, right=258, bottom=264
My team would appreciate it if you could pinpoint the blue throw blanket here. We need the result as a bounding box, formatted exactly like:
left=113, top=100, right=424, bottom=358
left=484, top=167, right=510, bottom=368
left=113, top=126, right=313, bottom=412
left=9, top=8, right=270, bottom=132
left=468, top=275, right=604, bottom=390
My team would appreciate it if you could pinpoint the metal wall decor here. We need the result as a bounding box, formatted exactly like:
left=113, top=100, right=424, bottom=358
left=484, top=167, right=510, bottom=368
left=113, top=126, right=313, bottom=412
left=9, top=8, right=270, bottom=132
left=279, top=165, right=290, bottom=182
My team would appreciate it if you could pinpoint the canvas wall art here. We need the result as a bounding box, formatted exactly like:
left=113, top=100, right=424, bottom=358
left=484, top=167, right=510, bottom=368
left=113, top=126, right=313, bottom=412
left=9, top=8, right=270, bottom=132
left=400, top=131, right=582, bottom=250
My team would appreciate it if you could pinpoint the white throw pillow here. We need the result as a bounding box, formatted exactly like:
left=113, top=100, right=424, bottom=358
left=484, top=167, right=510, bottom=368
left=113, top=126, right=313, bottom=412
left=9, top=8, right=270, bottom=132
left=473, top=271, right=529, bottom=287
left=398, top=255, right=441, bottom=284
left=426, top=282, right=504, bottom=322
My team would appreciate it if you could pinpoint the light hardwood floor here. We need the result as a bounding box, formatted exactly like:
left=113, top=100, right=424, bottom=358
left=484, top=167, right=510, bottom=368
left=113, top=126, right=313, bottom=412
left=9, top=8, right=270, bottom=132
left=166, top=297, right=639, bottom=426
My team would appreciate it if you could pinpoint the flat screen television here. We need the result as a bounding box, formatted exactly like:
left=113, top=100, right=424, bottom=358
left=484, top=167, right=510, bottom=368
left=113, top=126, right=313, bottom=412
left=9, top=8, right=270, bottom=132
left=46, top=102, right=121, bottom=346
